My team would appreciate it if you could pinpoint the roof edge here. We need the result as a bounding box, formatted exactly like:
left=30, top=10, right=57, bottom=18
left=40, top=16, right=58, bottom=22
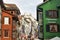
left=37, top=0, right=51, bottom=8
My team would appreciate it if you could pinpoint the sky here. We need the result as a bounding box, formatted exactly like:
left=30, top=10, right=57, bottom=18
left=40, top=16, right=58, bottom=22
left=3, top=0, right=43, bottom=19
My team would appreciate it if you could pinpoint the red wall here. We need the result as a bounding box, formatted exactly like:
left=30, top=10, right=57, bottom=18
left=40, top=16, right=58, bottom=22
left=2, top=11, right=13, bottom=40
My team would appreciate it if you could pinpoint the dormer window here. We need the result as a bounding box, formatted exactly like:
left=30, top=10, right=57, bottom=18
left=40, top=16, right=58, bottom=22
left=10, top=11, right=14, bottom=14
left=11, top=11, right=13, bottom=13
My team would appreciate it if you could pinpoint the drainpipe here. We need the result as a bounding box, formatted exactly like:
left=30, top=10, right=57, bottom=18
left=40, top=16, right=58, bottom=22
left=0, top=6, right=1, bottom=33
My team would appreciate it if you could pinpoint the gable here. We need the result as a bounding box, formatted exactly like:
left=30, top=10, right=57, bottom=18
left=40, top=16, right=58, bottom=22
left=2, top=11, right=12, bottom=17
left=38, top=0, right=60, bottom=9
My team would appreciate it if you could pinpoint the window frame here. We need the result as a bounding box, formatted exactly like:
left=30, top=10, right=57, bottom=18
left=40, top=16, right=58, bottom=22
left=38, top=12, right=43, bottom=19
left=46, top=10, right=58, bottom=18
left=4, top=17, right=10, bottom=25
left=4, top=30, right=9, bottom=38
left=46, top=23, right=59, bottom=32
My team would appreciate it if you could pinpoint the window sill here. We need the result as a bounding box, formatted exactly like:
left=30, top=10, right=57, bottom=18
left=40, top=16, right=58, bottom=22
left=4, top=37, right=9, bottom=38
left=46, top=18, right=57, bottom=20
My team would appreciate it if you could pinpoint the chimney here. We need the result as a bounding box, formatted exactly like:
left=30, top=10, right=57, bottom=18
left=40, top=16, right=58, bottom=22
left=43, top=0, right=48, bottom=2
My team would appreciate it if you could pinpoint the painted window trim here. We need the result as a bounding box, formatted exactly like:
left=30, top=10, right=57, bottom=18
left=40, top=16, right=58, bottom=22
left=4, top=17, right=10, bottom=25
left=4, top=30, right=9, bottom=38
left=46, top=10, right=58, bottom=18
left=46, top=23, right=59, bottom=32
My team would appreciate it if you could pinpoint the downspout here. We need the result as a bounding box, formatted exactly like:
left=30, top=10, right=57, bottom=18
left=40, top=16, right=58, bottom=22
left=0, top=5, right=2, bottom=39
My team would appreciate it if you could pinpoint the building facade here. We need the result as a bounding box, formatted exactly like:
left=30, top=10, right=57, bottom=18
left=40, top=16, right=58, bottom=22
left=37, top=0, right=60, bottom=39
left=0, top=0, right=20, bottom=40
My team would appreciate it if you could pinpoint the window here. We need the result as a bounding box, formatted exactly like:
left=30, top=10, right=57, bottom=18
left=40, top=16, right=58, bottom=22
left=38, top=12, right=43, bottom=25
left=10, top=11, right=14, bottom=14
left=4, top=17, right=9, bottom=25
left=13, top=32, right=16, bottom=38
left=39, top=19, right=42, bottom=25
left=50, top=24, right=58, bottom=32
left=38, top=12, right=42, bottom=19
left=11, top=11, right=13, bottom=13
left=37, top=8, right=43, bottom=21
left=4, top=30, right=9, bottom=37
left=13, top=20, right=16, bottom=26
left=46, top=23, right=59, bottom=32
left=10, top=11, right=14, bottom=15
left=40, top=25, right=43, bottom=32
left=46, top=10, right=58, bottom=18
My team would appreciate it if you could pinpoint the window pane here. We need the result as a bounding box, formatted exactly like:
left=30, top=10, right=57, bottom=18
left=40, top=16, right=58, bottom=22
left=4, top=30, right=8, bottom=37
left=46, top=24, right=59, bottom=32
left=46, top=25, right=50, bottom=32
left=50, top=24, right=58, bottom=32
left=4, top=17, right=9, bottom=25
left=53, top=11, right=57, bottom=18
left=38, top=12, right=43, bottom=25
left=47, top=10, right=58, bottom=18
left=13, top=32, right=16, bottom=38
left=38, top=12, right=42, bottom=19
left=49, top=11, right=53, bottom=17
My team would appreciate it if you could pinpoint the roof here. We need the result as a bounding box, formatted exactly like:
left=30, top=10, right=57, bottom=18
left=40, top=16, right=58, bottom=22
left=4, top=4, right=19, bottom=11
left=4, top=4, right=20, bottom=14
left=0, top=0, right=19, bottom=11
left=2, top=4, right=21, bottom=16
left=37, top=0, right=51, bottom=8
